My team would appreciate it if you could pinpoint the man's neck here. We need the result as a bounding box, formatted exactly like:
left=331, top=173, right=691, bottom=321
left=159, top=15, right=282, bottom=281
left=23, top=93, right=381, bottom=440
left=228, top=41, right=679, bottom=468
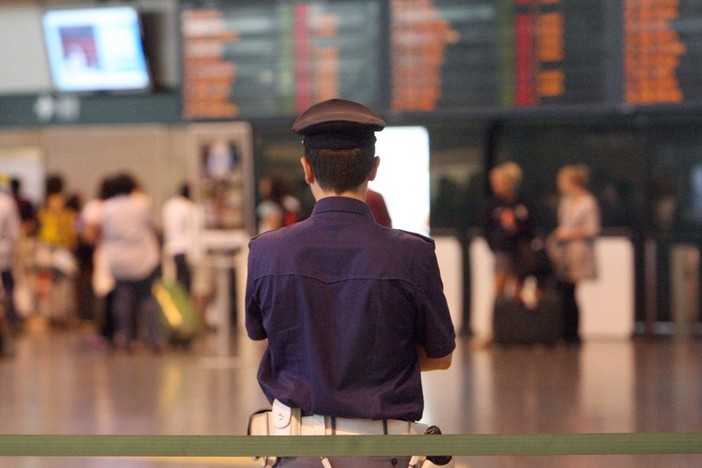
left=312, top=184, right=368, bottom=203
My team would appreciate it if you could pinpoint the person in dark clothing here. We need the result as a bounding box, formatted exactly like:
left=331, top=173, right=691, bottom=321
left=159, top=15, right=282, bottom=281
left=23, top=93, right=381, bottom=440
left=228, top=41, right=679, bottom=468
left=483, top=162, right=534, bottom=300
left=365, top=187, right=392, bottom=227
left=10, top=178, right=36, bottom=236
left=246, top=99, right=455, bottom=467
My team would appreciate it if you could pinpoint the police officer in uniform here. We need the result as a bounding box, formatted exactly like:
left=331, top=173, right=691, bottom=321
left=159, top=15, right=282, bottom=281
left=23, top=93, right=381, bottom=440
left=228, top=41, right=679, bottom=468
left=245, top=99, right=456, bottom=467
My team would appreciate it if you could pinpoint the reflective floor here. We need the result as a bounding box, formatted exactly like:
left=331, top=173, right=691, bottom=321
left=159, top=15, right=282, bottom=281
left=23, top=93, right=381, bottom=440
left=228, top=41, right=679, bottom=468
left=1, top=323, right=701, bottom=467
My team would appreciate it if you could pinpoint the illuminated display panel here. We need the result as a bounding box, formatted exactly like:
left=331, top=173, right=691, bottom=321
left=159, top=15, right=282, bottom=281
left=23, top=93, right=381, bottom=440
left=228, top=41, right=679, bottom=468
left=623, top=0, right=684, bottom=105
left=180, top=0, right=702, bottom=120
left=181, top=1, right=381, bottom=119
left=389, top=0, right=613, bottom=111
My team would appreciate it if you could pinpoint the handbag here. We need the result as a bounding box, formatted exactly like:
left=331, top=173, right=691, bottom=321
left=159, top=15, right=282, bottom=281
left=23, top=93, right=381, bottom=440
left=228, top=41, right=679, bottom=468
left=515, top=237, right=553, bottom=280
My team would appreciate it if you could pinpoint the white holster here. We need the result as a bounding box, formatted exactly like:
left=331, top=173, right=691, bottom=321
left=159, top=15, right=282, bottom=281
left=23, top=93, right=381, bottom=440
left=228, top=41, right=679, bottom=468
left=248, top=400, right=302, bottom=467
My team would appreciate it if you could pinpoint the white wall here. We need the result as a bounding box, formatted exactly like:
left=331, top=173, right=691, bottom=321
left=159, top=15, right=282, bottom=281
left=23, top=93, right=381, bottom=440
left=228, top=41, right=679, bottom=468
left=0, top=5, right=51, bottom=93
left=0, top=124, right=190, bottom=223
left=470, top=236, right=635, bottom=341
left=435, top=236, right=464, bottom=331
left=42, top=125, right=182, bottom=211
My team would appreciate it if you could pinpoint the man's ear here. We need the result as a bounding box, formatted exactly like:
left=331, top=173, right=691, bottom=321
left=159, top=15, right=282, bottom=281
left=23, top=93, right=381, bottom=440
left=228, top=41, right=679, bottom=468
left=301, top=156, right=315, bottom=184
left=367, top=156, right=380, bottom=182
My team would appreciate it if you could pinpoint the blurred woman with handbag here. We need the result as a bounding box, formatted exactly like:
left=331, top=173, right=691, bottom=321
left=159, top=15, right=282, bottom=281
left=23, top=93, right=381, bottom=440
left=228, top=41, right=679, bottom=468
left=548, top=164, right=600, bottom=346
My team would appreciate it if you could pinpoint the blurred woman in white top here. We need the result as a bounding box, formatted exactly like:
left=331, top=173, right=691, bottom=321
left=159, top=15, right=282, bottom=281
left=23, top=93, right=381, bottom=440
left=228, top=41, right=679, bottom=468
left=101, top=173, right=163, bottom=352
left=162, top=182, right=198, bottom=293
left=0, top=175, right=20, bottom=327
left=80, top=176, right=120, bottom=346
left=549, top=164, right=600, bottom=346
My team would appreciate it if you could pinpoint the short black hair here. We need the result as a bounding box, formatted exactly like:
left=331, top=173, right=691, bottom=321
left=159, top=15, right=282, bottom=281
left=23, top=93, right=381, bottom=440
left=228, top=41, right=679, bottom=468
left=45, top=174, right=64, bottom=195
left=110, top=173, right=137, bottom=197
left=98, top=177, right=118, bottom=200
left=10, top=177, right=21, bottom=195
left=304, top=143, right=375, bottom=193
left=179, top=182, right=191, bottom=199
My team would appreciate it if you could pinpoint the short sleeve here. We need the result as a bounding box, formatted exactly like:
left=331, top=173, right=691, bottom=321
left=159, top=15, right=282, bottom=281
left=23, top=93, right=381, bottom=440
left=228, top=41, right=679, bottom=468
left=415, top=242, right=456, bottom=358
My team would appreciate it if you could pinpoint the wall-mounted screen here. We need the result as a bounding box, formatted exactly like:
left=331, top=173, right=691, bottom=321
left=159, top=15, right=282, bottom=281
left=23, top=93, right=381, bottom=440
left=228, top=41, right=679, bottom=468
left=42, top=6, right=152, bottom=93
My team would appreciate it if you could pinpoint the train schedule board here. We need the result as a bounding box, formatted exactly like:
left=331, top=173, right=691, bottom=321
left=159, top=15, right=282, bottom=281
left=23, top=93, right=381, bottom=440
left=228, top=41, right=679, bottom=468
left=392, top=0, right=702, bottom=112
left=623, top=0, right=702, bottom=106
left=180, top=0, right=702, bottom=120
left=389, top=0, right=617, bottom=112
left=180, top=0, right=382, bottom=119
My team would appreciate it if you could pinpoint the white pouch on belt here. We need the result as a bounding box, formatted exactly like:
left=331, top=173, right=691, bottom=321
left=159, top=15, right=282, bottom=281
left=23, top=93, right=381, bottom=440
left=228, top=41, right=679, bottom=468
left=247, top=400, right=302, bottom=468
left=271, top=398, right=302, bottom=435
left=247, top=399, right=302, bottom=436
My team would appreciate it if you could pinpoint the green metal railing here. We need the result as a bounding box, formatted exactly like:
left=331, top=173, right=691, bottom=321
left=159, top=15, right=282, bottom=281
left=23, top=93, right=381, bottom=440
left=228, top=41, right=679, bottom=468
left=1, top=433, right=701, bottom=458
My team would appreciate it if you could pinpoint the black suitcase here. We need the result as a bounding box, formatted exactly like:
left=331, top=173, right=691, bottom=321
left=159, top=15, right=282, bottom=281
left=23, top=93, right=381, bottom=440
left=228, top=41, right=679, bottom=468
left=492, top=288, right=562, bottom=346
left=0, top=313, right=12, bottom=358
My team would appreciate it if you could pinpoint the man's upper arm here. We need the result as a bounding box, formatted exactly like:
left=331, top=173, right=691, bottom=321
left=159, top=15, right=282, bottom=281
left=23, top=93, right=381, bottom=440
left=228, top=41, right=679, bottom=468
left=418, top=345, right=452, bottom=371
left=415, top=238, right=457, bottom=368
left=245, top=242, right=267, bottom=341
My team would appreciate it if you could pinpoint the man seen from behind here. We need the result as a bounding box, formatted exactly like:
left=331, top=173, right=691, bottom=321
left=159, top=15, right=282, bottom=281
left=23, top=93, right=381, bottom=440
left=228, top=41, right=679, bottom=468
left=245, top=99, right=456, bottom=467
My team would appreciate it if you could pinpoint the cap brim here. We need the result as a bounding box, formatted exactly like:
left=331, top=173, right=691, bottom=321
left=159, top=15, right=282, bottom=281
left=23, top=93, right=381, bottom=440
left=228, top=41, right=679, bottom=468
left=292, top=99, right=385, bottom=135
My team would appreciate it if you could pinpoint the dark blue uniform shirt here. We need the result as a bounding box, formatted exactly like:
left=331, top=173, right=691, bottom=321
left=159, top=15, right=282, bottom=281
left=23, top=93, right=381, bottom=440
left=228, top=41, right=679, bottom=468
left=246, top=197, right=456, bottom=421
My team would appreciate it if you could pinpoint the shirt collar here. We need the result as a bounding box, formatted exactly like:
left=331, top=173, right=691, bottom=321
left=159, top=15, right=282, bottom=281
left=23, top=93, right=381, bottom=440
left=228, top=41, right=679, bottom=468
left=311, top=196, right=375, bottom=221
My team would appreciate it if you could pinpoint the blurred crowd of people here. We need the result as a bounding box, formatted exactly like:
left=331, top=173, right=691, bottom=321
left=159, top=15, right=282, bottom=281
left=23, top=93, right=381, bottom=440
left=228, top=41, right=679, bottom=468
left=0, top=172, right=203, bottom=356
left=1, top=168, right=381, bottom=356
left=2, top=160, right=592, bottom=354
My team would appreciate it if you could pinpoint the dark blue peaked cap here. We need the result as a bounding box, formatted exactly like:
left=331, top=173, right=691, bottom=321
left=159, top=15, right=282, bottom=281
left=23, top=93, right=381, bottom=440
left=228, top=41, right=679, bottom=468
left=292, top=99, right=385, bottom=150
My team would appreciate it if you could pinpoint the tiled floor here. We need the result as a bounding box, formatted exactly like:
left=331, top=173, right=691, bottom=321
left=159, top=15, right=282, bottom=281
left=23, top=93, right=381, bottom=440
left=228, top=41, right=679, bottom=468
left=1, top=324, right=701, bottom=467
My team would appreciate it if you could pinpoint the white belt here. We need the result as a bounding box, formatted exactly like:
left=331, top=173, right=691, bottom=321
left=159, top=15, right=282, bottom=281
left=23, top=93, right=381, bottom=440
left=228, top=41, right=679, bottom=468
left=247, top=400, right=452, bottom=468
left=249, top=399, right=426, bottom=437
left=300, top=414, right=424, bottom=436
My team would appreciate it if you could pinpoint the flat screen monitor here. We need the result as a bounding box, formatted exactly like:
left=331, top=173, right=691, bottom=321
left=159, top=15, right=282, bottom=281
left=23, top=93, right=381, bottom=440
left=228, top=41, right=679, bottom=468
left=42, top=6, right=152, bottom=93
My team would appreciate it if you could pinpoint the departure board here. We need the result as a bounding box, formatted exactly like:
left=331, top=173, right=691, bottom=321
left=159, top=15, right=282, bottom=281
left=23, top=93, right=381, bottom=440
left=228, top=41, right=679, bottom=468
left=623, top=0, right=699, bottom=105
left=181, top=1, right=381, bottom=119
left=180, top=0, right=702, bottom=120
left=389, top=0, right=615, bottom=111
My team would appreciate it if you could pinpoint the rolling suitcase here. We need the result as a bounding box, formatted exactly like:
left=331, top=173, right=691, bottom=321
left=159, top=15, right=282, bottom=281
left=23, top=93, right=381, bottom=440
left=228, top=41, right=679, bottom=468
left=0, top=315, right=11, bottom=357
left=153, top=280, right=202, bottom=346
left=492, top=287, right=562, bottom=346
left=0, top=294, right=14, bottom=357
